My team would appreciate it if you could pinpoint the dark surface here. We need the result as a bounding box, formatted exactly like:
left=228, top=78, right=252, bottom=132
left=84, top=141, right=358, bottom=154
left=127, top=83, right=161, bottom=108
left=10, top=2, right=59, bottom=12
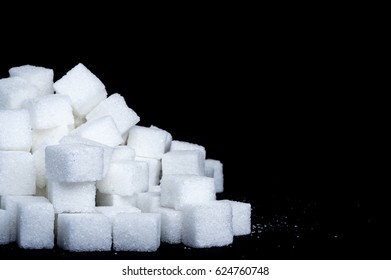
left=0, top=41, right=387, bottom=260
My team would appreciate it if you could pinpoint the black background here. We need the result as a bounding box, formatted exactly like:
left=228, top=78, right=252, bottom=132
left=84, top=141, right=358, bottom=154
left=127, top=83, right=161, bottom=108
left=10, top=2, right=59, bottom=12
left=0, top=23, right=387, bottom=260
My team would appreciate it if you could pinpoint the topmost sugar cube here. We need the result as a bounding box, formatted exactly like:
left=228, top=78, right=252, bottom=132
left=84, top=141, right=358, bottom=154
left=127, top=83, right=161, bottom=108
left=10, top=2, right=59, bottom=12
left=9, top=65, right=54, bottom=96
left=53, top=63, right=107, bottom=117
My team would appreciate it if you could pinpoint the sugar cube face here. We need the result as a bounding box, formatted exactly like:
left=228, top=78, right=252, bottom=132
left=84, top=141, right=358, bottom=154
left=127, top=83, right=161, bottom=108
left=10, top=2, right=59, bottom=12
left=95, top=206, right=141, bottom=221
left=162, top=150, right=205, bottom=176
left=136, top=192, right=161, bottom=213
left=113, top=213, right=161, bottom=252
left=150, top=125, right=172, bottom=152
left=32, top=125, right=70, bottom=152
left=160, top=175, right=216, bottom=210
left=205, top=159, right=224, bottom=193
left=127, top=126, right=167, bottom=159
left=182, top=201, right=233, bottom=248
left=53, top=63, right=108, bottom=117
left=9, top=65, right=54, bottom=96
left=24, top=94, right=74, bottom=129
left=0, top=109, right=32, bottom=152
left=17, top=201, right=55, bottom=249
left=33, top=146, right=47, bottom=189
left=1, top=196, right=48, bottom=242
left=97, top=160, right=148, bottom=196
left=157, top=207, right=182, bottom=244
left=86, top=93, right=140, bottom=135
left=0, top=151, right=36, bottom=195
left=0, top=209, right=11, bottom=244
left=111, top=146, right=135, bottom=161
left=57, top=213, right=112, bottom=252
left=170, top=140, right=206, bottom=159
left=47, top=180, right=96, bottom=213
left=225, top=200, right=251, bottom=236
left=136, top=156, right=161, bottom=186
left=96, top=191, right=137, bottom=207
left=71, top=116, right=123, bottom=147
left=45, top=144, right=104, bottom=182
left=0, top=77, right=38, bottom=109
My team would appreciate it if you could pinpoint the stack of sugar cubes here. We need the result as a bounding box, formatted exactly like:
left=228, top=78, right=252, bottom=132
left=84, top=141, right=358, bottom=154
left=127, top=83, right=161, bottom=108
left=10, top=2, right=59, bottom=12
left=0, top=63, right=251, bottom=252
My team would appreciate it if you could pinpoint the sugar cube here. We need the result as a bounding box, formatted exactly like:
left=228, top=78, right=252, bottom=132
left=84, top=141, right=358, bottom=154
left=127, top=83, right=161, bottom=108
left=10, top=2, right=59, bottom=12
left=96, top=191, right=137, bottom=207
left=224, top=200, right=251, bottom=236
left=170, top=140, right=206, bottom=159
left=160, top=175, right=215, bottom=210
left=0, top=209, right=11, bottom=244
left=47, top=180, right=96, bottom=213
left=182, top=201, right=233, bottom=248
left=9, top=65, right=54, bottom=96
left=0, top=77, right=38, bottom=109
left=157, top=207, right=182, bottom=244
left=57, top=213, right=112, bottom=252
left=86, top=93, right=140, bottom=135
left=135, top=156, right=161, bottom=186
left=53, top=63, right=107, bottom=117
left=0, top=151, right=36, bottom=195
left=113, top=213, right=161, bottom=252
left=95, top=206, right=141, bottom=221
left=0, top=109, right=32, bottom=152
left=127, top=126, right=166, bottom=159
left=111, top=146, right=135, bottom=161
left=162, top=150, right=205, bottom=176
left=205, top=159, right=224, bottom=193
left=32, top=125, right=70, bottom=152
left=136, top=192, right=161, bottom=213
left=150, top=125, right=172, bottom=152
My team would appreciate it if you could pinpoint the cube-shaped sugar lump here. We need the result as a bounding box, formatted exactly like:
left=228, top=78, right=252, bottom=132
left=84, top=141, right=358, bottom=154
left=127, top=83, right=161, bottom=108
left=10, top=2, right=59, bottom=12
left=0, top=109, right=32, bottom=152
left=162, top=150, right=205, bottom=176
left=95, top=206, right=141, bottom=221
left=157, top=207, right=182, bottom=244
left=86, top=93, right=140, bottom=135
left=1, top=196, right=48, bottom=242
left=24, top=94, right=74, bottom=129
left=112, top=146, right=135, bottom=161
left=60, top=136, right=113, bottom=176
left=170, top=140, right=206, bottom=159
left=150, top=125, right=172, bottom=152
left=0, top=151, right=36, bottom=195
left=224, top=200, right=251, bottom=236
left=45, top=144, right=104, bottom=182
left=32, top=125, right=70, bottom=152
left=9, top=65, right=54, bottom=96
left=71, top=116, right=123, bottom=147
left=47, top=180, right=96, bottom=213
left=127, top=126, right=167, bottom=159
left=160, top=175, right=215, bottom=210
left=0, top=209, right=11, bottom=244
left=96, top=191, right=137, bottom=207
left=97, top=160, right=148, bottom=196
left=182, top=201, right=233, bottom=248
left=205, top=159, right=224, bottom=193
left=113, top=213, right=161, bottom=252
left=136, top=192, right=161, bottom=213
left=17, top=200, right=55, bottom=249
left=0, top=77, right=38, bottom=109
left=135, top=156, right=161, bottom=186
left=53, top=63, right=107, bottom=117
left=57, top=213, right=112, bottom=252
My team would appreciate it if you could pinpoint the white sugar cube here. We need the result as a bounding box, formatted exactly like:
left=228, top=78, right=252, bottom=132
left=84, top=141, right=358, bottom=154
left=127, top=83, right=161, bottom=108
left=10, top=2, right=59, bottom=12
left=32, top=125, right=70, bottom=152
left=224, top=200, right=251, bottom=236
left=86, top=93, right=140, bottom=135
left=127, top=126, right=167, bottom=159
left=95, top=206, right=141, bottom=221
left=0, top=209, right=11, bottom=244
left=9, top=65, right=54, bottom=96
left=17, top=200, right=55, bottom=249
left=150, top=125, right=172, bottom=152
left=71, top=116, right=123, bottom=147
left=96, top=191, right=137, bottom=207
left=160, top=175, right=216, bottom=210
left=205, top=159, right=224, bottom=193
left=0, top=151, right=36, bottom=195
left=0, top=77, right=38, bottom=109
left=24, top=94, right=74, bottom=129
left=53, top=63, right=107, bottom=117
left=45, top=144, right=105, bottom=182
left=47, top=180, right=96, bottom=213
left=182, top=201, right=233, bottom=248
left=135, top=156, right=161, bottom=186
left=136, top=192, right=161, bottom=213
left=111, top=146, right=135, bottom=161
left=57, top=213, right=112, bottom=252
left=170, top=140, right=206, bottom=159
left=162, top=150, right=205, bottom=176
left=0, top=109, right=32, bottom=152
left=157, top=207, right=182, bottom=244
left=97, top=160, right=148, bottom=196
left=113, top=213, right=161, bottom=252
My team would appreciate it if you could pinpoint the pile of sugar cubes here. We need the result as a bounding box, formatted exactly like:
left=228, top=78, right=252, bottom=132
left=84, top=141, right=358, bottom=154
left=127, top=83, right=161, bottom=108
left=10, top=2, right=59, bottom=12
left=0, top=63, right=251, bottom=252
